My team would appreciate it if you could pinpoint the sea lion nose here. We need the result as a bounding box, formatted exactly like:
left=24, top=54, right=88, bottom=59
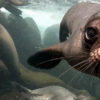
left=89, top=48, right=100, bottom=62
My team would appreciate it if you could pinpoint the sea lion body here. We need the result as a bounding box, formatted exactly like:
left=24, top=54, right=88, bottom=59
left=0, top=24, right=20, bottom=79
left=28, top=2, right=100, bottom=78
left=0, top=23, right=66, bottom=89
left=8, top=0, right=28, bottom=6
left=0, top=0, right=28, bottom=16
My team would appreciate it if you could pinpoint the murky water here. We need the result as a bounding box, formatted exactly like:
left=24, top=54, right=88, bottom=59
left=0, top=0, right=100, bottom=100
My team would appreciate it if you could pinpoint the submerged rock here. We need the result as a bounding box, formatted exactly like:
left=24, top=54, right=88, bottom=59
left=43, top=24, right=60, bottom=47
left=7, top=15, right=41, bottom=67
left=0, top=12, right=41, bottom=67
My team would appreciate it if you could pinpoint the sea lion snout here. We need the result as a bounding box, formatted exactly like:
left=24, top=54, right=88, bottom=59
left=89, top=38, right=100, bottom=63
left=89, top=48, right=100, bottom=62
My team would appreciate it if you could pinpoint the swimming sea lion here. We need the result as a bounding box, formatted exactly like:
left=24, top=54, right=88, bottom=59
left=0, top=23, right=66, bottom=89
left=8, top=0, right=28, bottom=6
left=0, top=0, right=28, bottom=16
left=0, top=24, right=20, bottom=80
left=28, top=2, right=100, bottom=78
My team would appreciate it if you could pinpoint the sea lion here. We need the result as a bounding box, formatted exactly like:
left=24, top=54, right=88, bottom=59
left=0, top=0, right=28, bottom=16
left=28, top=2, right=100, bottom=78
left=0, top=24, right=20, bottom=80
left=8, top=0, right=28, bottom=6
left=0, top=23, right=66, bottom=89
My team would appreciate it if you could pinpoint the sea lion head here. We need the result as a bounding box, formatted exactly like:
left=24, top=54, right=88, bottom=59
left=28, top=11, right=100, bottom=78
left=82, top=12, right=100, bottom=76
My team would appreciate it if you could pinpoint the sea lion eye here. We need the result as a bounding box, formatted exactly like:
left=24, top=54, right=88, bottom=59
left=85, top=27, right=97, bottom=40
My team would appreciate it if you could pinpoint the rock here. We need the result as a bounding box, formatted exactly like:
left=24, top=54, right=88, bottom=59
left=25, top=17, right=41, bottom=47
left=43, top=24, right=60, bottom=47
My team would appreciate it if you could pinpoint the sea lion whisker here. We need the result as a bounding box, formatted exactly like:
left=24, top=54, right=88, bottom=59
left=67, top=55, right=89, bottom=63
left=71, top=46, right=89, bottom=54
left=35, top=54, right=87, bottom=67
left=81, top=62, right=94, bottom=74
left=58, top=59, right=89, bottom=78
left=71, top=63, right=93, bottom=83
left=68, top=62, right=89, bottom=84
left=77, top=73, right=85, bottom=83
left=80, top=63, right=92, bottom=72
left=27, top=2, right=100, bottom=78
left=68, top=56, right=86, bottom=61
left=64, top=53, right=88, bottom=60
left=35, top=56, right=66, bottom=67
left=67, top=54, right=88, bottom=58
left=72, top=63, right=93, bottom=83
left=77, top=50, right=88, bottom=54
left=91, top=62, right=98, bottom=74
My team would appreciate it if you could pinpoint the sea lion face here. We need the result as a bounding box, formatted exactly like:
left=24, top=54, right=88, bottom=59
left=27, top=11, right=100, bottom=78
left=83, top=17, right=100, bottom=76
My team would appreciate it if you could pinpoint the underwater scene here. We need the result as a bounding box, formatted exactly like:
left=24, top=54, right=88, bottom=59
left=1, top=0, right=100, bottom=100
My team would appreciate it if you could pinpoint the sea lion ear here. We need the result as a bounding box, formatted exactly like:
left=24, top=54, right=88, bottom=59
left=28, top=44, right=63, bottom=69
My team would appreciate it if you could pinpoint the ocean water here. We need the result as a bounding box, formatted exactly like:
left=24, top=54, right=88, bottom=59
left=20, top=0, right=100, bottom=100
left=0, top=0, right=100, bottom=100
left=20, top=0, right=99, bottom=39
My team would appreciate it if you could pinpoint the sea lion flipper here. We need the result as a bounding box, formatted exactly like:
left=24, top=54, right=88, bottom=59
left=28, top=43, right=64, bottom=69
left=4, top=3, right=22, bottom=16
left=8, top=0, right=28, bottom=6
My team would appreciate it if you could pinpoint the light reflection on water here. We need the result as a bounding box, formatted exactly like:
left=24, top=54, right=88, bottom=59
left=2, top=0, right=99, bottom=39
left=19, top=0, right=100, bottom=39
left=21, top=9, right=67, bottom=39
left=1, top=7, right=68, bottom=40
left=1, top=0, right=100, bottom=99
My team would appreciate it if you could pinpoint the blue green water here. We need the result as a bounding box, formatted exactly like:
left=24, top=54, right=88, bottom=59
left=1, top=0, right=100, bottom=99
